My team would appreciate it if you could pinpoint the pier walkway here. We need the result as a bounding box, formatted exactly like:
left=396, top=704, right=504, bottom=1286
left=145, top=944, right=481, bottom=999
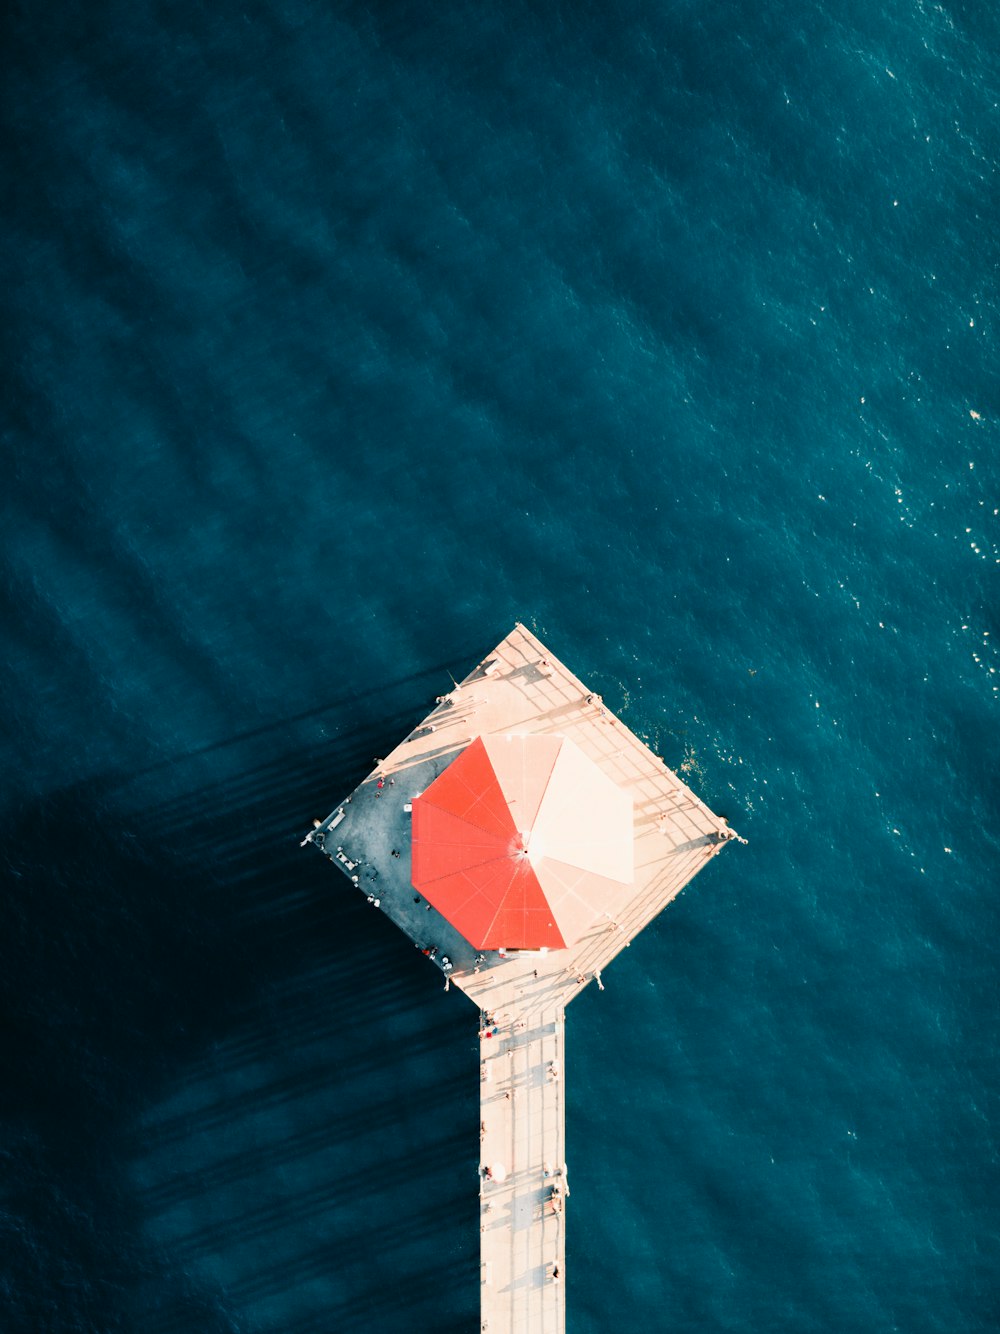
left=479, top=1010, right=565, bottom=1331
left=306, top=624, right=735, bottom=1332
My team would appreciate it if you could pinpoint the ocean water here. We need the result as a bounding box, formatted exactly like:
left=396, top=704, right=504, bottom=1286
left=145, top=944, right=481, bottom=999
left=1, top=1, right=997, bottom=1330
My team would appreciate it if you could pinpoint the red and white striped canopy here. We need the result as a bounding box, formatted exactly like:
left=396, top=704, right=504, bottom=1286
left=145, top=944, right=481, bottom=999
left=411, top=734, right=634, bottom=950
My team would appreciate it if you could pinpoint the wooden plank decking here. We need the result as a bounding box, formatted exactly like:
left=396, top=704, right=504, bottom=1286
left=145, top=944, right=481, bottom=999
left=479, top=1012, right=565, bottom=1331
left=305, top=624, right=736, bottom=1332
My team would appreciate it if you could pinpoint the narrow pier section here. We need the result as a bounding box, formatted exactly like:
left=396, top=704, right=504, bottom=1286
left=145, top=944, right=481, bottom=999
left=480, top=1009, right=566, bottom=1334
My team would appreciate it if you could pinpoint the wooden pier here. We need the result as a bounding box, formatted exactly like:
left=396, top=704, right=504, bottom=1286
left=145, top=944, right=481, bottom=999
left=479, top=1011, right=566, bottom=1330
left=305, top=624, right=736, bottom=1332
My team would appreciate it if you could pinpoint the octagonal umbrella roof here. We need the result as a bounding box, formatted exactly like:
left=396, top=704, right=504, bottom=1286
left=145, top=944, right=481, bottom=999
left=411, top=733, right=634, bottom=950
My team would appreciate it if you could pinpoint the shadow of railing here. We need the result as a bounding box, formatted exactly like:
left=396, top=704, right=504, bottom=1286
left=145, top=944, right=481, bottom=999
left=1, top=660, right=484, bottom=1333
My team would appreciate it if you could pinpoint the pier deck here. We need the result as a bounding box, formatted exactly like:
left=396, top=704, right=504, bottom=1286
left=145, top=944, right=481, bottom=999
left=307, top=624, right=733, bottom=1332
left=479, top=1011, right=566, bottom=1330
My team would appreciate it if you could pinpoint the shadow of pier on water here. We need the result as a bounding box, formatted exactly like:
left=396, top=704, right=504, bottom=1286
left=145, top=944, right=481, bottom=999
left=2, top=660, right=484, bottom=1333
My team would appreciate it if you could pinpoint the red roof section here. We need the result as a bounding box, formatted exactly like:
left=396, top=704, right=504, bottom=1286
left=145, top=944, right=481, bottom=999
left=411, top=737, right=566, bottom=950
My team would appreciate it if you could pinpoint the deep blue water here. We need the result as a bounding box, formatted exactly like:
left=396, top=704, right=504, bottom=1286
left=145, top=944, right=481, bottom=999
left=2, top=1, right=997, bottom=1330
